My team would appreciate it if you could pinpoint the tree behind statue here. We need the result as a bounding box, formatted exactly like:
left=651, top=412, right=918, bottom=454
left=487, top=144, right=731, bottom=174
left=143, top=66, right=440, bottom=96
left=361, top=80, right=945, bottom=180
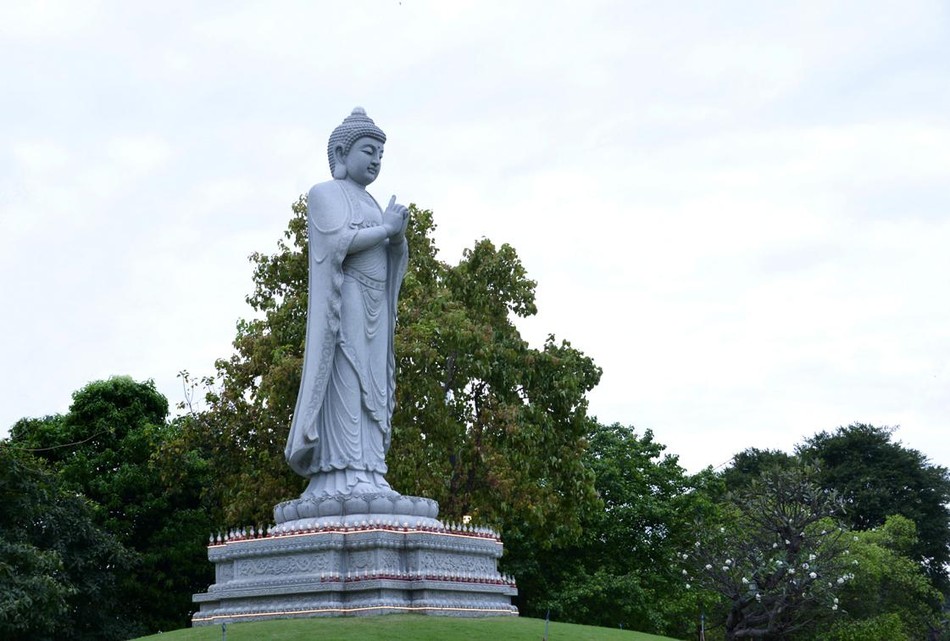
left=184, top=200, right=602, bottom=552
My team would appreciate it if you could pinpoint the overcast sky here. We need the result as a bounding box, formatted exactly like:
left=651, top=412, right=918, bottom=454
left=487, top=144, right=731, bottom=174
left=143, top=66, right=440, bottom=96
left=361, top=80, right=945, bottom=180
left=2, top=1, right=948, bottom=473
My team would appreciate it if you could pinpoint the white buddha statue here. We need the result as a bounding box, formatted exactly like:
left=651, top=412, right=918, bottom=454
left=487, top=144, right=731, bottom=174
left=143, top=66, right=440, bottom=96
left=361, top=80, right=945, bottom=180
left=285, top=107, right=410, bottom=498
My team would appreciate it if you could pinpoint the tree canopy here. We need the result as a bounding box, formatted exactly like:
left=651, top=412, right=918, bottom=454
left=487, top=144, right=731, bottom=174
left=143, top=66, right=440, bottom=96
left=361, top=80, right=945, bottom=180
left=9, top=377, right=214, bottom=634
left=704, top=435, right=950, bottom=640
left=0, top=443, right=136, bottom=641
left=825, top=515, right=942, bottom=641
left=798, top=423, right=950, bottom=592
left=508, top=422, right=712, bottom=637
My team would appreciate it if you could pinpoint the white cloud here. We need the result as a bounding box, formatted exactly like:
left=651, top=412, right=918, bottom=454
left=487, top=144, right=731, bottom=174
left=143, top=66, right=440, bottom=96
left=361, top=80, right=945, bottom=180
left=0, top=0, right=104, bottom=39
left=107, top=135, right=173, bottom=173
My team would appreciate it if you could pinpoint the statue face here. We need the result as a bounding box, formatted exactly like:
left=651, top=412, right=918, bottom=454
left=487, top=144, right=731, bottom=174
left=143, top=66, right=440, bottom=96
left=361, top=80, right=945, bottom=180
left=340, top=136, right=384, bottom=186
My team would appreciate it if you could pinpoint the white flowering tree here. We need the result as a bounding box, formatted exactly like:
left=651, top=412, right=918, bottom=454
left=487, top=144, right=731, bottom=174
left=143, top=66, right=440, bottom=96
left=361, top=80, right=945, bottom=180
left=683, top=467, right=857, bottom=640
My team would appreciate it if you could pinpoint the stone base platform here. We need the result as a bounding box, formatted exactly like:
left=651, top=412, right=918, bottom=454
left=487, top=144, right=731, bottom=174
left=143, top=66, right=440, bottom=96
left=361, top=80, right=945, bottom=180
left=192, top=521, right=518, bottom=625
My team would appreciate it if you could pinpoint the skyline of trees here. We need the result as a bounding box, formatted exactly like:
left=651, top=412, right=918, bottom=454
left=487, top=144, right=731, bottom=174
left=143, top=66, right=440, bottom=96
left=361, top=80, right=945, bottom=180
left=4, top=378, right=947, bottom=640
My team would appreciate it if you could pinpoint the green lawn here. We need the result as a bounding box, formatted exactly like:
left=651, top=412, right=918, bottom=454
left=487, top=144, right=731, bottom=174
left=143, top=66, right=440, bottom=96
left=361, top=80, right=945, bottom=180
left=136, top=614, right=680, bottom=641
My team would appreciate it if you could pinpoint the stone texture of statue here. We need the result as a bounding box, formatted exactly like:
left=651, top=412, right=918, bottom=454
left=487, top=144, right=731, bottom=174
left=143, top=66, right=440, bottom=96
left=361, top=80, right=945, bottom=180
left=285, top=107, right=409, bottom=497
left=275, top=107, right=437, bottom=526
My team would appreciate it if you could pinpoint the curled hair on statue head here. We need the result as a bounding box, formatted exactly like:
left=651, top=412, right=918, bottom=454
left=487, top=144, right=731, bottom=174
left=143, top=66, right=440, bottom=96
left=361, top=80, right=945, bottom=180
left=327, top=106, right=387, bottom=177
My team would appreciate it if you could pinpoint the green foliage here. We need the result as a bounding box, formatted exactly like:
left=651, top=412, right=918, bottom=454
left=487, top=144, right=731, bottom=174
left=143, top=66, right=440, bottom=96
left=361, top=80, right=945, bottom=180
left=0, top=443, right=137, bottom=641
left=720, top=448, right=797, bottom=494
left=701, top=434, right=950, bottom=641
left=684, top=466, right=855, bottom=640
left=9, top=377, right=215, bottom=634
left=824, top=613, right=909, bottom=641
left=12, top=378, right=169, bottom=536
left=391, top=209, right=601, bottom=542
left=186, top=200, right=602, bottom=553
left=830, top=515, right=942, bottom=640
left=798, top=423, right=950, bottom=593
left=0, top=539, right=71, bottom=640
left=506, top=423, right=710, bottom=637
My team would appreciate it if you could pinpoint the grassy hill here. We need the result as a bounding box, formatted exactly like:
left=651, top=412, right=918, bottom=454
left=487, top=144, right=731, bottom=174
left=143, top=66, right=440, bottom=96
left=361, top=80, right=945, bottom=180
left=135, top=614, right=681, bottom=641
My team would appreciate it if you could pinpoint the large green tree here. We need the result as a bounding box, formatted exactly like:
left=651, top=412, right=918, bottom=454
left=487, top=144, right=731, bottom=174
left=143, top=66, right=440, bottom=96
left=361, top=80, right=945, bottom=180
left=0, top=443, right=136, bottom=641
left=186, top=200, right=602, bottom=551
left=508, top=422, right=713, bottom=637
left=825, top=515, right=942, bottom=641
left=9, top=377, right=214, bottom=634
left=798, top=424, right=950, bottom=593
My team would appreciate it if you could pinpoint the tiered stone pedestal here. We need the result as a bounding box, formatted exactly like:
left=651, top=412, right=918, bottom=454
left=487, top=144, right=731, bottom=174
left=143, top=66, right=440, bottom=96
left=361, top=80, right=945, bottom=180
left=192, top=515, right=517, bottom=625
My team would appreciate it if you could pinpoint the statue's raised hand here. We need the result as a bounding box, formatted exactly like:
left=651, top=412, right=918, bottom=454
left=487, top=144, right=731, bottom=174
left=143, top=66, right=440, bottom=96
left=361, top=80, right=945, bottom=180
left=382, top=195, right=409, bottom=237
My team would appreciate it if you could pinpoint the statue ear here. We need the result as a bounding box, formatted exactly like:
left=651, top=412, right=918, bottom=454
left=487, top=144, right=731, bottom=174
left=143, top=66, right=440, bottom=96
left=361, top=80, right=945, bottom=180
left=332, top=145, right=347, bottom=179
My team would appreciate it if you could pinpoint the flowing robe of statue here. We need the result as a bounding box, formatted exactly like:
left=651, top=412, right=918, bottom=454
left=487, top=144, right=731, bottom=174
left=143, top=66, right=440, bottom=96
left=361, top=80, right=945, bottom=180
left=285, top=178, right=408, bottom=496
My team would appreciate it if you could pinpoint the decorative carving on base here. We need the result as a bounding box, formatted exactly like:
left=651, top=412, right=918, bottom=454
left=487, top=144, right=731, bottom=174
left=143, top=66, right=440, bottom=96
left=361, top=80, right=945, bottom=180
left=192, top=523, right=518, bottom=625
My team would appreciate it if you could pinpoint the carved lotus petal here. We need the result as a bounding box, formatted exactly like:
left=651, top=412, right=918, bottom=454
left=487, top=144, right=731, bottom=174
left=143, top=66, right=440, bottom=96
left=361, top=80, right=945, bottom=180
left=370, top=495, right=393, bottom=514
left=282, top=502, right=299, bottom=521
left=394, top=496, right=413, bottom=515
left=344, top=495, right=371, bottom=516
left=317, top=497, right=341, bottom=517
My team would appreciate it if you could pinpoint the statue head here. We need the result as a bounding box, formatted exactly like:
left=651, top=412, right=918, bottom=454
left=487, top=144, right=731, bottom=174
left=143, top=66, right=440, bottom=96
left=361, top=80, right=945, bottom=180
left=328, top=107, right=387, bottom=181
